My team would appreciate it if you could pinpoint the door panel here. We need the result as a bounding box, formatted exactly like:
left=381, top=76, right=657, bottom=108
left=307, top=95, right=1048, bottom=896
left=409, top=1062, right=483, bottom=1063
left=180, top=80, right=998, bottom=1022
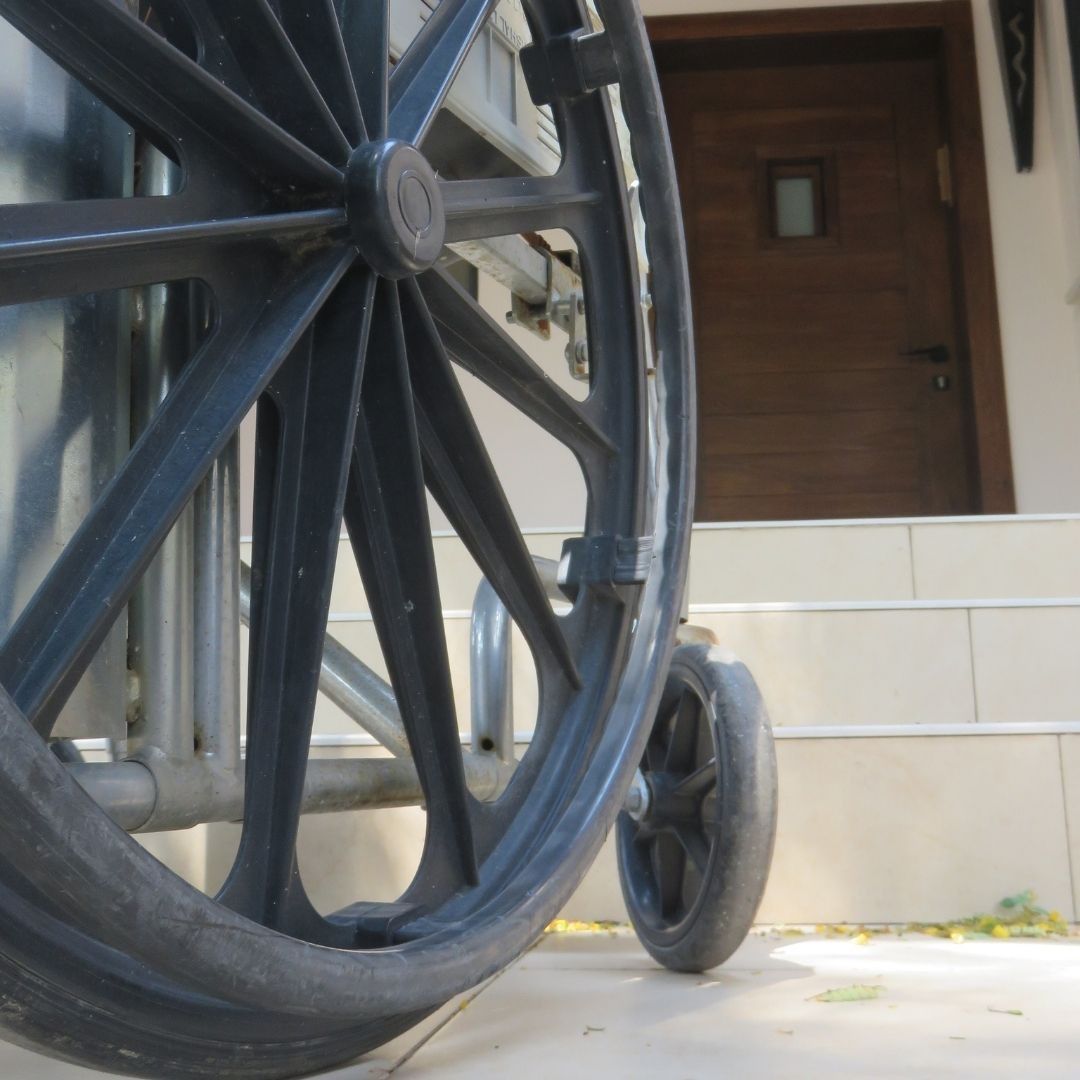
left=665, top=55, right=975, bottom=521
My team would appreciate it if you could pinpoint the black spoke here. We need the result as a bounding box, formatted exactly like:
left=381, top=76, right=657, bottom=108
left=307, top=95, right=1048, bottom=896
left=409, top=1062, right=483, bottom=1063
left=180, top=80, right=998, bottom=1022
left=652, top=833, right=685, bottom=919
left=418, top=268, right=614, bottom=459
left=345, top=282, right=478, bottom=901
left=211, top=0, right=352, bottom=164
left=664, top=691, right=699, bottom=774
left=217, top=269, right=375, bottom=935
left=278, top=0, right=365, bottom=146
left=388, top=0, right=497, bottom=146
left=673, top=825, right=710, bottom=876
left=0, top=0, right=342, bottom=196
left=674, top=758, right=717, bottom=800
left=644, top=725, right=668, bottom=775
left=0, top=199, right=346, bottom=307
left=401, top=280, right=580, bottom=688
left=0, top=247, right=354, bottom=735
left=442, top=176, right=601, bottom=243
left=336, top=0, right=389, bottom=140
left=149, top=0, right=258, bottom=101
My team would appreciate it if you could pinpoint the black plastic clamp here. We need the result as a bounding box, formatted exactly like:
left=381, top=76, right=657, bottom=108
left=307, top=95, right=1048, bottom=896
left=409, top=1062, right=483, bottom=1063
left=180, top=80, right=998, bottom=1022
left=520, top=30, right=620, bottom=107
left=558, top=534, right=653, bottom=602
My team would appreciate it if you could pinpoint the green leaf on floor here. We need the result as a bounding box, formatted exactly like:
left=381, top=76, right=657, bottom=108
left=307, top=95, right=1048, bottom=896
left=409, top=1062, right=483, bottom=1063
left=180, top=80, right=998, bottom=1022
left=810, top=984, right=885, bottom=1003
left=987, top=1007, right=1023, bottom=1017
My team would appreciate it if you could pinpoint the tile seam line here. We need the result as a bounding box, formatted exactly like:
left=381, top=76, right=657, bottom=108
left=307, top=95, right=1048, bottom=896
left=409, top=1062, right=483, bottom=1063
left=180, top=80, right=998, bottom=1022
left=383, top=955, right=522, bottom=1075
left=907, top=521, right=918, bottom=599
left=241, top=511, right=1080, bottom=545
left=1058, top=733, right=1079, bottom=923
left=324, top=598, right=1080, bottom=623
left=967, top=607, right=980, bottom=726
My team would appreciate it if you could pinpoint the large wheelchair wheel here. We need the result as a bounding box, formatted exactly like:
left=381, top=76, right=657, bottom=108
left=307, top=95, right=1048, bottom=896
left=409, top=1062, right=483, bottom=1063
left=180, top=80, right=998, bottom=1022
left=0, top=1, right=693, bottom=1077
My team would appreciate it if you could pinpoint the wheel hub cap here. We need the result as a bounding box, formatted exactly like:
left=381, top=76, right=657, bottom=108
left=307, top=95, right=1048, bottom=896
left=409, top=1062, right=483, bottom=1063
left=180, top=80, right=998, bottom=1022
left=345, top=140, right=445, bottom=279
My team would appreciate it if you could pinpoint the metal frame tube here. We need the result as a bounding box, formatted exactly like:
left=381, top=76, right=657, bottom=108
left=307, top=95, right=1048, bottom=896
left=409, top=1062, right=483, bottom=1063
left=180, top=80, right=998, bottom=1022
left=69, top=752, right=507, bottom=832
left=469, top=556, right=562, bottom=762
left=193, top=437, right=242, bottom=775
left=126, top=148, right=195, bottom=764
left=469, top=579, right=514, bottom=762
left=238, top=563, right=410, bottom=757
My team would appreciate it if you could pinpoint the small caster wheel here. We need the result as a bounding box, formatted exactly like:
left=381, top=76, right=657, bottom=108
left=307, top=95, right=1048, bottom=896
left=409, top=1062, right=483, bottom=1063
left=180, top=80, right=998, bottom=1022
left=617, top=643, right=778, bottom=973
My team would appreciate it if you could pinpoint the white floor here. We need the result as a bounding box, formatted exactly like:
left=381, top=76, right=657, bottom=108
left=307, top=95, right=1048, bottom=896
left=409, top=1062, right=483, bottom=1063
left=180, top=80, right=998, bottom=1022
left=3, top=930, right=1079, bottom=1079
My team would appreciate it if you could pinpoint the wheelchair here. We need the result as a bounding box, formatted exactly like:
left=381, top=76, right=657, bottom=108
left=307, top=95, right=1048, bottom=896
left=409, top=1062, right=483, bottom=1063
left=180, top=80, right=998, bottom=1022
left=0, top=1, right=775, bottom=1074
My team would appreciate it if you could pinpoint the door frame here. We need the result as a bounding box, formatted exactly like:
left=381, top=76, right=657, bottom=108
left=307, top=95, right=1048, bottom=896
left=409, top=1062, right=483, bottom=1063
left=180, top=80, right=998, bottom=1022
left=647, top=1, right=1016, bottom=514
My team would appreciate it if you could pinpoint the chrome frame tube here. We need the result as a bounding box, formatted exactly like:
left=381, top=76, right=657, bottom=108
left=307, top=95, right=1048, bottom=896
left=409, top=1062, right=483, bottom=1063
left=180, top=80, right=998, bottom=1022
left=126, top=149, right=195, bottom=765
left=469, top=556, right=562, bottom=764
left=69, top=752, right=507, bottom=832
left=0, top=14, right=134, bottom=742
left=469, top=579, right=514, bottom=762
left=238, top=562, right=410, bottom=757
left=193, top=439, right=242, bottom=775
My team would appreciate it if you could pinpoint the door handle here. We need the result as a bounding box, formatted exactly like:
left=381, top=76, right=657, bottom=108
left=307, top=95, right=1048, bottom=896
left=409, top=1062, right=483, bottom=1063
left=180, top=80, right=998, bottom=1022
left=901, top=344, right=950, bottom=364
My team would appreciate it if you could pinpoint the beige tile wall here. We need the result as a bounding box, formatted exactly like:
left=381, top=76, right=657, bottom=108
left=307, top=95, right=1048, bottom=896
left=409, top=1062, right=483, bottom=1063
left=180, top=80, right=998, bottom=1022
left=688, top=524, right=914, bottom=602
left=566, top=734, right=1078, bottom=925
left=691, top=608, right=975, bottom=728
left=1061, top=735, right=1080, bottom=919
left=910, top=519, right=1080, bottom=599
left=970, top=607, right=1080, bottom=724
left=222, top=517, right=1080, bottom=924
left=175, top=728, right=1078, bottom=929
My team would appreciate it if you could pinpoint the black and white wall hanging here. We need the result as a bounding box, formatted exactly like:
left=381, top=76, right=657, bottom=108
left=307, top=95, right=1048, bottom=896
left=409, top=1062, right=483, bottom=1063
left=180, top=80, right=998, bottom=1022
left=992, top=0, right=1036, bottom=171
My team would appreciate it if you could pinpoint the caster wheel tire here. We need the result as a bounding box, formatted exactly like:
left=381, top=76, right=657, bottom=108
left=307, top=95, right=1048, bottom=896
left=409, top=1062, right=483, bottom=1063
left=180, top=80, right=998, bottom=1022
left=617, top=644, right=778, bottom=973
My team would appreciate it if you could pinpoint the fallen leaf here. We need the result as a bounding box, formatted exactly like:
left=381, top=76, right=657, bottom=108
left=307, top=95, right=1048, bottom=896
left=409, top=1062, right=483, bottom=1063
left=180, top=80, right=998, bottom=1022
left=987, top=1007, right=1023, bottom=1017
left=583, top=1026, right=605, bottom=1035
left=810, top=985, right=885, bottom=1003
left=1000, top=890, right=1036, bottom=910
left=777, top=1029, right=794, bottom=1036
left=545, top=920, right=624, bottom=934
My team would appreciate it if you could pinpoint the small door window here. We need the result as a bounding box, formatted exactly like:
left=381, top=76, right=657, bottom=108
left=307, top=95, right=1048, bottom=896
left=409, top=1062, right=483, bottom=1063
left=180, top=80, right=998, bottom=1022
left=766, top=159, right=826, bottom=238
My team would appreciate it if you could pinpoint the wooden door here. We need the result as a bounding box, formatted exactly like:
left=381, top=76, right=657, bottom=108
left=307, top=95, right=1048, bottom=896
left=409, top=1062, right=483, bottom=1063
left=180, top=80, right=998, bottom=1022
left=664, top=52, right=977, bottom=522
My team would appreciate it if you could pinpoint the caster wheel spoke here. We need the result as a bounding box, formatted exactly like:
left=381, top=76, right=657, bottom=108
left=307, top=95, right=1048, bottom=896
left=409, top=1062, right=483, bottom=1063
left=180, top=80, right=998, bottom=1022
left=674, top=757, right=718, bottom=800
left=673, top=824, right=710, bottom=877
left=651, top=832, right=686, bottom=920
left=664, top=689, right=700, bottom=775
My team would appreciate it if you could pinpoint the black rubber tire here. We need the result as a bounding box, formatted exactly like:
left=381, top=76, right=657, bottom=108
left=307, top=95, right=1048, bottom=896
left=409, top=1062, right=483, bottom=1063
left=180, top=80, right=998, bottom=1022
left=0, top=0, right=697, bottom=1075
left=617, top=644, right=778, bottom=973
